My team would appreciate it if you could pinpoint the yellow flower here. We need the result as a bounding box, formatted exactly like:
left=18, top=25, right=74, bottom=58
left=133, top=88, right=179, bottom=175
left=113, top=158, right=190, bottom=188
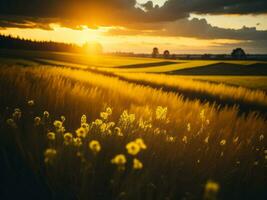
left=204, top=136, right=209, bottom=144
left=259, top=134, right=264, bottom=141
left=44, top=148, right=57, bottom=163
left=27, top=100, right=34, bottom=106
left=81, top=114, right=87, bottom=124
left=205, top=180, right=220, bottom=191
left=187, top=123, right=191, bottom=132
left=156, top=106, right=167, bottom=120
left=76, top=127, right=87, bottom=138
left=64, top=133, right=73, bottom=145
left=73, top=137, right=82, bottom=147
left=166, top=136, right=175, bottom=143
left=135, top=138, right=147, bottom=150
left=89, top=140, right=101, bottom=153
left=133, top=158, right=143, bottom=170
left=14, top=108, right=21, bottom=113
left=154, top=128, right=160, bottom=135
left=111, top=154, right=127, bottom=165
left=6, top=118, right=16, bottom=127
left=233, top=137, right=239, bottom=144
left=53, top=120, right=62, bottom=129
left=47, top=132, right=55, bottom=140
left=107, top=122, right=115, bottom=129
left=120, top=110, right=135, bottom=125
left=100, top=112, right=109, bottom=120
left=94, top=119, right=103, bottom=126
left=100, top=123, right=107, bottom=132
left=60, top=115, right=66, bottom=122
left=204, top=180, right=220, bottom=200
left=43, top=111, right=49, bottom=118
left=12, top=109, right=22, bottom=119
left=106, top=107, right=112, bottom=115
left=126, top=141, right=140, bottom=155
left=34, top=117, right=41, bottom=126
left=220, top=139, right=226, bottom=146
left=114, top=127, right=123, bottom=136
left=81, top=122, right=90, bottom=131
left=182, top=136, right=188, bottom=144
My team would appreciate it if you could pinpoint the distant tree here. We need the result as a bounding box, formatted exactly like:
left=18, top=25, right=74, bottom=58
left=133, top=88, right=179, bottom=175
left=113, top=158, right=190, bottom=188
left=163, top=50, right=170, bottom=59
left=0, top=34, right=81, bottom=53
left=202, top=54, right=211, bottom=59
left=231, top=48, right=247, bottom=59
left=171, top=54, right=176, bottom=59
left=152, top=47, right=159, bottom=58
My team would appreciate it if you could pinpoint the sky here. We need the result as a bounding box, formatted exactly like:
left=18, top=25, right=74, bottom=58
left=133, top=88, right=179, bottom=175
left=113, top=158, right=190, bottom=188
left=0, top=0, right=267, bottom=54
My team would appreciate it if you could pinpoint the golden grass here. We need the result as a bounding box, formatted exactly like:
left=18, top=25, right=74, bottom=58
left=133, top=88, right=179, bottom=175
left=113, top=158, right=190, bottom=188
left=0, top=65, right=266, bottom=139
left=115, top=72, right=267, bottom=107
left=1, top=65, right=267, bottom=199
left=185, top=76, right=267, bottom=91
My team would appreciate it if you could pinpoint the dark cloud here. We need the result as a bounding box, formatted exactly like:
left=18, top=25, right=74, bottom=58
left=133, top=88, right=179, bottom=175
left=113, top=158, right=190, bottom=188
left=0, top=0, right=145, bottom=28
left=0, top=0, right=267, bottom=48
left=105, top=17, right=267, bottom=41
left=0, top=15, right=53, bottom=29
left=0, top=0, right=267, bottom=29
left=148, top=0, right=267, bottom=21
left=140, top=1, right=154, bottom=11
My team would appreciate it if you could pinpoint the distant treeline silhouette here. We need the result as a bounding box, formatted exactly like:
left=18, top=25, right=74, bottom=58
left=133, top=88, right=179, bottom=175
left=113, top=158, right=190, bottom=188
left=0, top=34, right=81, bottom=52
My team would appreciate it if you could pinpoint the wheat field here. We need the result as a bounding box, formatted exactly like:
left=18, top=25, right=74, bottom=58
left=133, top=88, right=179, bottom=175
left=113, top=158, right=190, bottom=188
left=1, top=64, right=267, bottom=200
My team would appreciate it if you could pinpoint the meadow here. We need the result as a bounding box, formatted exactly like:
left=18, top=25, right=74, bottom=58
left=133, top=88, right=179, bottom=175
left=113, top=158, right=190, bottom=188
left=0, top=52, right=267, bottom=200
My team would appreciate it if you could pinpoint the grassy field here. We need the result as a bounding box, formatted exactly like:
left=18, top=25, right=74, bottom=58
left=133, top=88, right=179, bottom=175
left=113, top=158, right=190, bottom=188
left=186, top=76, right=267, bottom=91
left=0, top=49, right=163, bottom=67
left=2, top=54, right=266, bottom=93
left=114, top=72, right=267, bottom=110
left=0, top=50, right=267, bottom=200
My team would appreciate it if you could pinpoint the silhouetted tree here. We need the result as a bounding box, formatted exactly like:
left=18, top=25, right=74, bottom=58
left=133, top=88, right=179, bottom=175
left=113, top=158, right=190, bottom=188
left=231, top=48, right=247, bottom=59
left=202, top=54, right=211, bottom=59
left=152, top=47, right=159, bottom=58
left=163, top=50, right=170, bottom=59
left=0, top=34, right=102, bottom=54
left=171, top=54, right=176, bottom=59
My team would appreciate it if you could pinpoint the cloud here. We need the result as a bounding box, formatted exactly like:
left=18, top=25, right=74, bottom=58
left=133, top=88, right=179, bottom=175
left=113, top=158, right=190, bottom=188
left=0, top=0, right=267, bottom=51
left=147, top=0, right=267, bottom=21
left=0, top=0, right=267, bottom=29
left=0, top=0, right=146, bottom=28
left=105, top=17, right=267, bottom=41
left=0, top=15, right=53, bottom=29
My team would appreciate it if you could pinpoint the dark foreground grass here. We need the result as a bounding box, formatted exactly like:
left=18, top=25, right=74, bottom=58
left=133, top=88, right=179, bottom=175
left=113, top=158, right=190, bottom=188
left=0, top=101, right=266, bottom=200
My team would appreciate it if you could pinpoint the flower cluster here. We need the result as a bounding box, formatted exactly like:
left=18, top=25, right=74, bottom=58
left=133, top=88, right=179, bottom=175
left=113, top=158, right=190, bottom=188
left=156, top=106, right=167, bottom=120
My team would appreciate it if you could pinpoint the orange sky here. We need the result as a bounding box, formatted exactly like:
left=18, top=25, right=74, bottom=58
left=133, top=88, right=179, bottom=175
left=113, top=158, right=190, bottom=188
left=0, top=0, right=267, bottom=53
left=0, top=23, right=243, bottom=54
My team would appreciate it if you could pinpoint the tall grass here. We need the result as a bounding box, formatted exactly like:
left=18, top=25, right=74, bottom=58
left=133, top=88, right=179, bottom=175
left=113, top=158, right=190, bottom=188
left=0, top=65, right=266, bottom=200
left=115, top=72, right=267, bottom=108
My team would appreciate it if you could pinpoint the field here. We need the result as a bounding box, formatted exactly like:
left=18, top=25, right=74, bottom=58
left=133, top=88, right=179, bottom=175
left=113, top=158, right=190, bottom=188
left=1, top=50, right=267, bottom=200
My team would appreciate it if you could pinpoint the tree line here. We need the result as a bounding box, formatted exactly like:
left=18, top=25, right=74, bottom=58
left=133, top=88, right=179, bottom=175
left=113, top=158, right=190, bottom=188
left=152, top=47, right=247, bottom=59
left=0, top=34, right=82, bottom=53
